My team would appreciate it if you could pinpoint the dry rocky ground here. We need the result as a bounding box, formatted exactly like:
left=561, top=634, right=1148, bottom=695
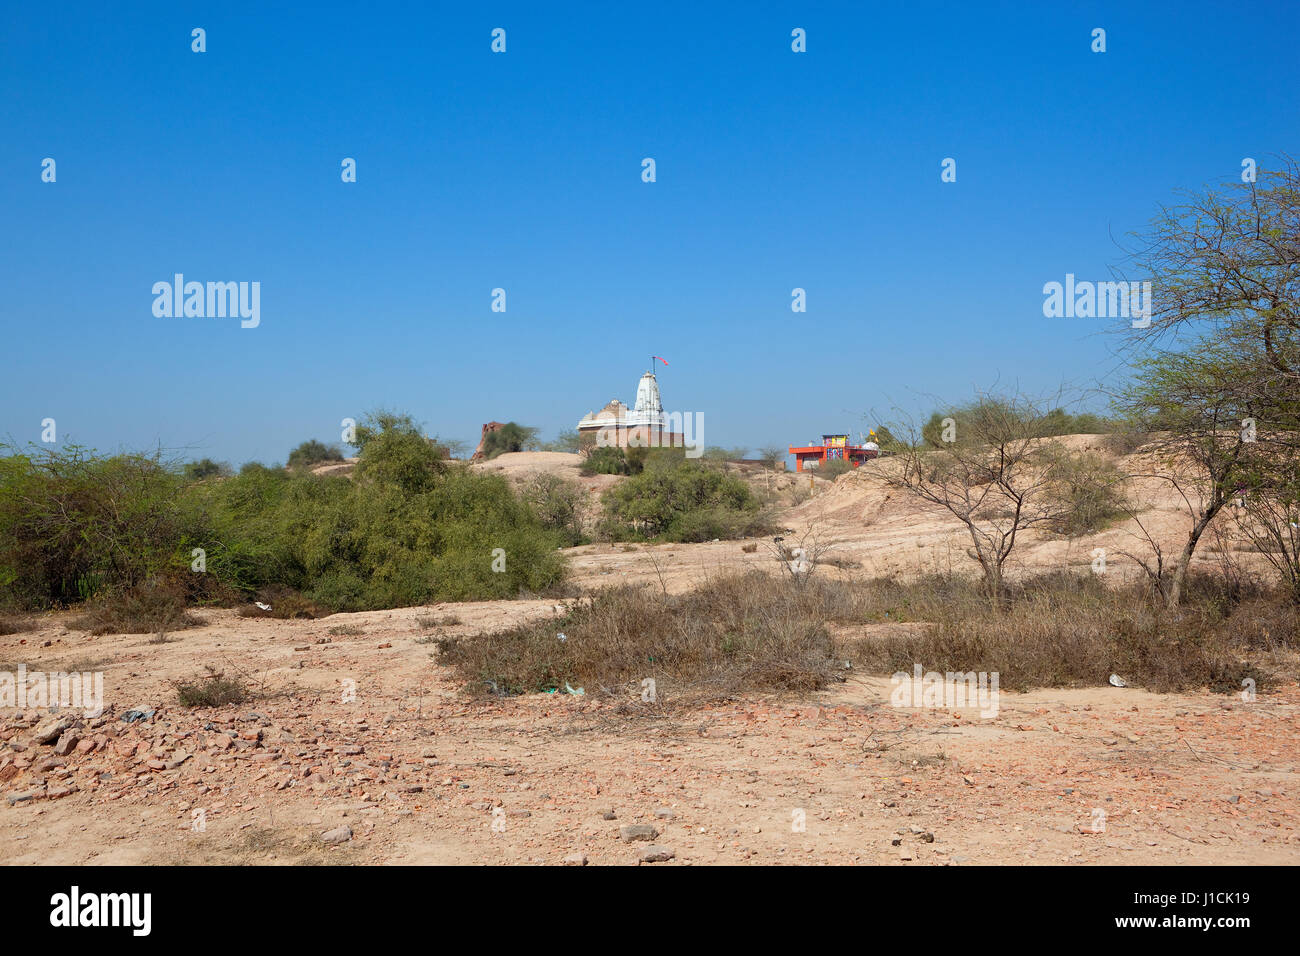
left=2, top=447, right=1297, bottom=865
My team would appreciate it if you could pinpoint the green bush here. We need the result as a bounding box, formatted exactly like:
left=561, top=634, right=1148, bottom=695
left=871, top=426, right=907, bottom=453
left=353, top=427, right=446, bottom=492
left=351, top=409, right=419, bottom=452
left=287, top=440, right=344, bottom=470
left=921, top=403, right=1114, bottom=448
left=520, top=472, right=586, bottom=546
left=579, top=445, right=686, bottom=476
left=194, top=442, right=566, bottom=610
left=481, top=422, right=539, bottom=459
left=238, top=461, right=280, bottom=477
left=0, top=444, right=196, bottom=608
left=581, top=446, right=632, bottom=475
left=539, top=430, right=582, bottom=453
left=183, top=458, right=230, bottom=480
left=0, top=412, right=568, bottom=615
left=1042, top=449, right=1129, bottom=536
left=600, top=458, right=770, bottom=542
left=1039, top=408, right=1113, bottom=435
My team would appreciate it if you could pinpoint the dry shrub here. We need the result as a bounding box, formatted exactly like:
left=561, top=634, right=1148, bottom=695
left=1099, top=428, right=1151, bottom=457
left=418, top=614, right=462, bottom=628
left=0, top=614, right=33, bottom=635
left=519, top=471, right=586, bottom=546
left=808, top=572, right=994, bottom=624
left=175, top=570, right=243, bottom=608
left=1215, top=595, right=1300, bottom=651
left=847, top=571, right=1290, bottom=693
left=173, top=667, right=249, bottom=707
left=236, top=588, right=319, bottom=620
left=436, top=572, right=843, bottom=699
left=439, top=568, right=1294, bottom=700
left=70, top=578, right=201, bottom=635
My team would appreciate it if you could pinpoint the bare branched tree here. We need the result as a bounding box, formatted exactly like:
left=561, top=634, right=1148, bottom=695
left=766, top=517, right=835, bottom=588
left=1233, top=461, right=1300, bottom=604
left=874, top=391, right=1073, bottom=602
left=1110, top=495, right=1172, bottom=603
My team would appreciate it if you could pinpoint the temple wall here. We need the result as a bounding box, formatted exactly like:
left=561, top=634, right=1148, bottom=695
left=578, top=425, right=686, bottom=453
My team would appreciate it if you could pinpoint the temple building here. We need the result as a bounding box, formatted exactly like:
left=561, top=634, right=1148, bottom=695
left=577, top=370, right=684, bottom=452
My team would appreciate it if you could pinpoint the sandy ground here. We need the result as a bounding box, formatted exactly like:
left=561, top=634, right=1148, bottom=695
left=491, top=441, right=1267, bottom=596
left=2, top=446, right=1297, bottom=865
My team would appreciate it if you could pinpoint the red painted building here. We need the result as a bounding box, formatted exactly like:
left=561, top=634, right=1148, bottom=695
left=788, top=433, right=879, bottom=472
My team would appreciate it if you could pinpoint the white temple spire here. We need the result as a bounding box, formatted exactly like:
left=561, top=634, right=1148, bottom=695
left=629, top=370, right=665, bottom=428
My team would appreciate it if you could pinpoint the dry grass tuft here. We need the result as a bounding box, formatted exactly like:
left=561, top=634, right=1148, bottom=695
left=418, top=614, right=462, bottom=628
left=70, top=579, right=201, bottom=635
left=169, top=826, right=350, bottom=866
left=844, top=571, right=1293, bottom=693
left=440, top=568, right=1297, bottom=698
left=0, top=614, right=34, bottom=635
left=436, top=572, right=844, bottom=700
left=236, top=588, right=320, bottom=620
left=173, top=667, right=250, bottom=707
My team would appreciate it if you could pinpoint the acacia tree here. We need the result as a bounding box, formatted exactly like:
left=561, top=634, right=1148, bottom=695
left=876, top=393, right=1072, bottom=602
left=1123, top=155, right=1300, bottom=383
left=1234, top=466, right=1300, bottom=603
left=1116, top=157, right=1300, bottom=603
left=540, top=430, right=582, bottom=454
left=1120, top=157, right=1299, bottom=465
left=1116, top=339, right=1259, bottom=607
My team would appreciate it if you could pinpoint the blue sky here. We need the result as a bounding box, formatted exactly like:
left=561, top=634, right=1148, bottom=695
left=2, top=1, right=1297, bottom=464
